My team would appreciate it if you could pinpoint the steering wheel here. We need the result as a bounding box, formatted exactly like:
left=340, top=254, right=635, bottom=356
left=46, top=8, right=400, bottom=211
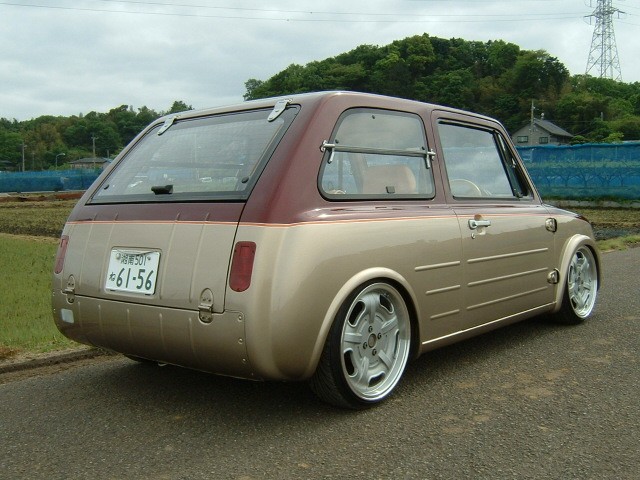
left=450, top=178, right=482, bottom=197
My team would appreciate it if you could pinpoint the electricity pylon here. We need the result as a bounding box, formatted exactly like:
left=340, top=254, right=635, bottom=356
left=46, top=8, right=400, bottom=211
left=585, top=0, right=623, bottom=81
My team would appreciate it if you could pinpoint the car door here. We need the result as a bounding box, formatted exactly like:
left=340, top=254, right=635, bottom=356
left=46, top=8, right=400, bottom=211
left=317, top=107, right=465, bottom=342
left=434, top=114, right=556, bottom=328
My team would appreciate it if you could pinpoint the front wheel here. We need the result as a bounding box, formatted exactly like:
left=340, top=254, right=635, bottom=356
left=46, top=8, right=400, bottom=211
left=553, top=246, right=598, bottom=325
left=310, top=281, right=412, bottom=409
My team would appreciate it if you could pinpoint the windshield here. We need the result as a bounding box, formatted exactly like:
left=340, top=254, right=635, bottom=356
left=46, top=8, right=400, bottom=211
left=90, top=107, right=297, bottom=204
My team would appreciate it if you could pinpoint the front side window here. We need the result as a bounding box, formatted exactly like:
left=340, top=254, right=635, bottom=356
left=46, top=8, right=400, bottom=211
left=90, top=107, right=296, bottom=203
left=319, top=109, right=434, bottom=199
left=438, top=122, right=530, bottom=199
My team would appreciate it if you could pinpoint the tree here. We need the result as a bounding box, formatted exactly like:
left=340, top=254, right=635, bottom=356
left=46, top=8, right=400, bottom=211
left=505, top=50, right=569, bottom=101
left=487, top=40, right=520, bottom=75
left=416, top=69, right=475, bottom=110
left=241, top=36, right=579, bottom=135
left=611, top=117, right=640, bottom=141
left=244, top=79, right=265, bottom=100
left=0, top=129, right=23, bottom=168
left=167, top=101, right=193, bottom=114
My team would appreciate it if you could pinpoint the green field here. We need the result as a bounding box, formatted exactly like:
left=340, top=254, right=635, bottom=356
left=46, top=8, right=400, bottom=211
left=0, top=195, right=639, bottom=358
left=0, top=233, right=76, bottom=358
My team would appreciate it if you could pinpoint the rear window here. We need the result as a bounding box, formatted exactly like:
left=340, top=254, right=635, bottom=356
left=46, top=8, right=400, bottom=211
left=90, top=107, right=297, bottom=204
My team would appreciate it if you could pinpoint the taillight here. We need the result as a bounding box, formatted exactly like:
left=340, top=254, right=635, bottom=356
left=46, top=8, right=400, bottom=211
left=54, top=235, right=69, bottom=274
left=229, top=241, right=256, bottom=292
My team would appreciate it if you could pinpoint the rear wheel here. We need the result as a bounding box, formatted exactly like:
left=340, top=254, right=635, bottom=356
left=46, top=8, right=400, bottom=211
left=310, top=281, right=412, bottom=409
left=553, top=246, right=598, bottom=325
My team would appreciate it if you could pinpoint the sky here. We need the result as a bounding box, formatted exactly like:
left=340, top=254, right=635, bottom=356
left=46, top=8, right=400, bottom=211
left=1, top=0, right=639, bottom=121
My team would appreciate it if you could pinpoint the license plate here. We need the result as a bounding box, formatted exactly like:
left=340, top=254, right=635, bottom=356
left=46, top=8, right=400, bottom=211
left=105, top=249, right=160, bottom=294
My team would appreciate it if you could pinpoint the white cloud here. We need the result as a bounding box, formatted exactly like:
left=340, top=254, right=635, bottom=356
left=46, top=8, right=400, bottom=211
left=0, top=0, right=638, bottom=121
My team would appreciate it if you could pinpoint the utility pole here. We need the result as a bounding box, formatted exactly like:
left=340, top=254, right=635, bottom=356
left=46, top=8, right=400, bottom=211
left=530, top=100, right=537, bottom=132
left=91, top=134, right=99, bottom=158
left=585, top=0, right=623, bottom=81
left=21, top=142, right=27, bottom=172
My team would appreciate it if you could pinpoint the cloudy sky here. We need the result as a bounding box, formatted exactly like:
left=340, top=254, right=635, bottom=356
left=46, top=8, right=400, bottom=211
left=1, top=0, right=638, bottom=121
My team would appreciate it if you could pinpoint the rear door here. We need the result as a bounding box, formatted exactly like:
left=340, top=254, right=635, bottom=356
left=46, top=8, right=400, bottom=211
left=65, top=106, right=297, bottom=313
left=434, top=114, right=555, bottom=327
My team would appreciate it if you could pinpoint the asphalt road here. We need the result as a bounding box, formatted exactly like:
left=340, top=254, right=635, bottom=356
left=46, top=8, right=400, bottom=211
left=1, top=249, right=638, bottom=480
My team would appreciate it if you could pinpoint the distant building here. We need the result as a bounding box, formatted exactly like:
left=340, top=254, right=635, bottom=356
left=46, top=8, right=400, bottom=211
left=70, top=157, right=111, bottom=169
left=0, top=159, right=16, bottom=171
left=511, top=118, right=573, bottom=146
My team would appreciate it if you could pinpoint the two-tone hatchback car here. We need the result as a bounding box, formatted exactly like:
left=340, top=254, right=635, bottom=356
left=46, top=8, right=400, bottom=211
left=52, top=91, right=600, bottom=408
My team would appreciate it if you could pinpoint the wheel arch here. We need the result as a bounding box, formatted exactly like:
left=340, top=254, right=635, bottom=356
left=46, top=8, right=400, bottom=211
left=551, top=234, right=601, bottom=314
left=303, top=267, right=422, bottom=379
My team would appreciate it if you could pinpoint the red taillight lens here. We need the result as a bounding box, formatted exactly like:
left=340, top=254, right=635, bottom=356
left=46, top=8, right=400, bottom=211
left=229, top=241, right=256, bottom=292
left=54, top=235, right=69, bottom=274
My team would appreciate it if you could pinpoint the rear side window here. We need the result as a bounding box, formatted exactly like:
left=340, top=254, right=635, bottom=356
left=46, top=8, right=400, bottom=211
left=90, top=107, right=296, bottom=204
left=319, top=109, right=434, bottom=199
left=438, top=122, right=530, bottom=199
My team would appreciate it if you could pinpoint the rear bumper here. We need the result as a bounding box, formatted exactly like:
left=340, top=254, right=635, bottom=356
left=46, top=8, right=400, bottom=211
left=52, top=292, right=255, bottom=379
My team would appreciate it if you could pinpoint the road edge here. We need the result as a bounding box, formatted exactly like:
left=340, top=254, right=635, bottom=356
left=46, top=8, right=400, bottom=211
left=0, top=347, right=117, bottom=375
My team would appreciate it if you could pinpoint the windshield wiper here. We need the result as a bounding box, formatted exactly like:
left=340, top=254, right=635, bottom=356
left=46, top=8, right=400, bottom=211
left=151, top=184, right=173, bottom=195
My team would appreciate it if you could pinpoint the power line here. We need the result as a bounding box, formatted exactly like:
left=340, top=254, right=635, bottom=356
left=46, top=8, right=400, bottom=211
left=0, top=1, right=588, bottom=23
left=92, top=0, right=584, bottom=18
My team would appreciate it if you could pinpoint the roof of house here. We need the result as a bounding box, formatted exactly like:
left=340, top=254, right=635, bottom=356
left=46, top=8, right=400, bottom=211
left=531, top=119, right=573, bottom=138
left=70, top=157, right=111, bottom=164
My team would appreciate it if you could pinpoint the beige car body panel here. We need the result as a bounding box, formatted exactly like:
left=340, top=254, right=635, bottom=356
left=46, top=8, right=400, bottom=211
left=226, top=207, right=462, bottom=379
left=52, top=91, right=601, bottom=384
left=53, top=207, right=599, bottom=381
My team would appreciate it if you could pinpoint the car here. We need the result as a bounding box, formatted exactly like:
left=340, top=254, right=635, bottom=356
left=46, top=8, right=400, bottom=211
left=52, top=91, right=600, bottom=408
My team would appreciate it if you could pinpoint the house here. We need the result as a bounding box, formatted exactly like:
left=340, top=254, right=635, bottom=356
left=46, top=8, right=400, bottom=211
left=69, top=157, right=111, bottom=169
left=0, top=159, right=16, bottom=171
left=511, top=118, right=573, bottom=146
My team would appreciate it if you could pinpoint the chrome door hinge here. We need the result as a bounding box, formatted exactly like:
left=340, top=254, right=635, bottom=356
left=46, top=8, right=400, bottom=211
left=198, top=289, right=214, bottom=323
left=63, top=275, right=76, bottom=304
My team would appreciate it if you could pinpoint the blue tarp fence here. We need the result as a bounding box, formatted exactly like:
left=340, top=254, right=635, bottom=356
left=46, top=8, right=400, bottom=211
left=2, top=143, right=640, bottom=199
left=0, top=169, right=102, bottom=193
left=517, top=142, right=640, bottom=199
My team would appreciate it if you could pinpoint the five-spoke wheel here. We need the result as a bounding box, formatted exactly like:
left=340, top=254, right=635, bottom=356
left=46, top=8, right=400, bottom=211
left=554, top=246, right=598, bottom=324
left=310, top=281, right=412, bottom=408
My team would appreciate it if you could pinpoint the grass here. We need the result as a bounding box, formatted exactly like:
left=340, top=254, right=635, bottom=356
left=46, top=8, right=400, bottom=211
left=0, top=194, right=639, bottom=357
left=597, top=235, right=640, bottom=252
left=0, top=233, right=76, bottom=357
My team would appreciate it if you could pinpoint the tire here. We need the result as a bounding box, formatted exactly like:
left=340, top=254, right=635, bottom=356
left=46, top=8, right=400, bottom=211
left=553, top=246, right=598, bottom=325
left=309, top=281, right=412, bottom=409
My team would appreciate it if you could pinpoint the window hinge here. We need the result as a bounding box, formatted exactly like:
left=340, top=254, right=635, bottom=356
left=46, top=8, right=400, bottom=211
left=268, top=99, right=291, bottom=122
left=157, top=115, right=177, bottom=135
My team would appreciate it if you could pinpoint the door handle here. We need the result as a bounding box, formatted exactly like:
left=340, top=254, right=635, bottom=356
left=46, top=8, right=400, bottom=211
left=468, top=219, right=491, bottom=230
